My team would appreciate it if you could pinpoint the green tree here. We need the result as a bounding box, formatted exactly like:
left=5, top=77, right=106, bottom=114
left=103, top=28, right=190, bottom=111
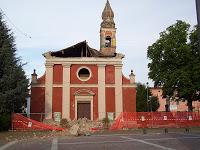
left=136, top=83, right=160, bottom=112
left=0, top=12, right=29, bottom=130
left=150, top=96, right=160, bottom=112
left=147, top=20, right=200, bottom=111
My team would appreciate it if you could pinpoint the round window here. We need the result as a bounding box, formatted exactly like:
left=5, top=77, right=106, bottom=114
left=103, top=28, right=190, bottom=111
left=77, top=67, right=91, bottom=81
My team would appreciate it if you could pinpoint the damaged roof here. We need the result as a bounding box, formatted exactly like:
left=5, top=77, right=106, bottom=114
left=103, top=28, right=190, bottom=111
left=48, top=41, right=115, bottom=58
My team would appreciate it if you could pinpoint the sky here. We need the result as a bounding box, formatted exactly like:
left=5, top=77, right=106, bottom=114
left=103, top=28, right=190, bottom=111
left=0, top=0, right=197, bottom=86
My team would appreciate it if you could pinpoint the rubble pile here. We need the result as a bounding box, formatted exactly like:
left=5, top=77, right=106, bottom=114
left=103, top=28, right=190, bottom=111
left=69, top=118, right=103, bottom=136
left=42, top=117, right=104, bottom=136
left=43, top=119, right=60, bottom=127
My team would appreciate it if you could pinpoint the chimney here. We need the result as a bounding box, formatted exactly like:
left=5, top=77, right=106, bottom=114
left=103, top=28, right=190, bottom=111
left=129, top=70, right=135, bottom=84
left=31, top=69, right=38, bottom=84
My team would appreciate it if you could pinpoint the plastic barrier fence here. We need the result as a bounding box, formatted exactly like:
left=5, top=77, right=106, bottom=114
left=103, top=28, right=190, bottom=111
left=12, top=113, right=64, bottom=131
left=110, top=112, right=200, bottom=130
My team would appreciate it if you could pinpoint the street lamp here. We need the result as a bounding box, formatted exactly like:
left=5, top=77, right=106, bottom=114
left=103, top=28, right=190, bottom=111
left=146, top=82, right=149, bottom=112
left=149, top=96, right=153, bottom=112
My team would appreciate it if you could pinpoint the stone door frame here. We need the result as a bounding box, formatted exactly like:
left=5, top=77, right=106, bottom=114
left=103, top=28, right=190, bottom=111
left=75, top=95, right=93, bottom=121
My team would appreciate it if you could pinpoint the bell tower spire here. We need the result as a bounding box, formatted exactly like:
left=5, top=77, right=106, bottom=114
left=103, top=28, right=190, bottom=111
left=100, top=0, right=116, bottom=56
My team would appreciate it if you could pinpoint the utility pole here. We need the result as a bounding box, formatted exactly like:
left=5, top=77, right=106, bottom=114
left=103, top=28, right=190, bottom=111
left=196, top=0, right=200, bottom=26
left=196, top=0, right=200, bottom=41
left=146, top=82, right=149, bottom=112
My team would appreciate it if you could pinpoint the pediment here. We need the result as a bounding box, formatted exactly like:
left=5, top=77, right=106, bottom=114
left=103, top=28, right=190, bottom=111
left=74, top=89, right=95, bottom=96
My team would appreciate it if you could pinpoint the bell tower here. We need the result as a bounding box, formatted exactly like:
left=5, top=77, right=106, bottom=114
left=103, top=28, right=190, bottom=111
left=100, top=0, right=116, bottom=56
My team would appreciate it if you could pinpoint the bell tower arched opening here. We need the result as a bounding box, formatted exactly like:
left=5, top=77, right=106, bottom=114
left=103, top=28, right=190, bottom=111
left=105, top=36, right=112, bottom=47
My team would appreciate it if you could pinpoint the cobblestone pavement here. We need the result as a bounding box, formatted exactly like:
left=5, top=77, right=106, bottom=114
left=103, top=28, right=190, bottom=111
left=1, top=132, right=200, bottom=150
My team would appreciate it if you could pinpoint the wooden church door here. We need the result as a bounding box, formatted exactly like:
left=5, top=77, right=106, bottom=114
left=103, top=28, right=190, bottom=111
left=77, top=102, right=91, bottom=120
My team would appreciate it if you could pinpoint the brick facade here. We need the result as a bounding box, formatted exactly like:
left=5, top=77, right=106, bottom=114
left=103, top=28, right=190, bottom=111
left=31, top=64, right=136, bottom=120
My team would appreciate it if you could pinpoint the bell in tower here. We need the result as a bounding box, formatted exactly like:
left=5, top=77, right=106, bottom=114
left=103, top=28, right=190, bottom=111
left=100, top=0, right=116, bottom=56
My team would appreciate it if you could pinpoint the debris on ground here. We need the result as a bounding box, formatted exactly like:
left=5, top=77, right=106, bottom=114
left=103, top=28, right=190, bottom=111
left=43, top=117, right=104, bottom=136
left=68, top=118, right=103, bottom=136
left=43, top=119, right=60, bottom=127
left=69, top=124, right=79, bottom=136
left=0, top=130, right=69, bottom=142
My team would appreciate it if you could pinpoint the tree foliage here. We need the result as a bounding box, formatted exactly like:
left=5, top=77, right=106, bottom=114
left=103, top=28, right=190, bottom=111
left=147, top=20, right=200, bottom=111
left=136, top=83, right=160, bottom=112
left=150, top=96, right=160, bottom=112
left=0, top=12, right=29, bottom=115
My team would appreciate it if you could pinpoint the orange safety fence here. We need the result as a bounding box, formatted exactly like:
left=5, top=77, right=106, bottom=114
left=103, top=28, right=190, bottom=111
left=12, top=113, right=64, bottom=131
left=110, top=112, right=200, bottom=130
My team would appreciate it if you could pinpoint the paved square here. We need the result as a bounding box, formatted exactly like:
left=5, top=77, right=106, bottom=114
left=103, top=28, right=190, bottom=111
left=1, top=133, right=200, bottom=150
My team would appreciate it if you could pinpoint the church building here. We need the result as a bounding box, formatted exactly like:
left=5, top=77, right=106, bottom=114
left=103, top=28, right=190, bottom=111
left=30, top=0, right=136, bottom=121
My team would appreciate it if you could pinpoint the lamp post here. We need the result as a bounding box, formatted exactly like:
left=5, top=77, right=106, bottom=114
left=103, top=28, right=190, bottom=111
left=149, top=96, right=153, bottom=112
left=146, top=82, right=149, bottom=112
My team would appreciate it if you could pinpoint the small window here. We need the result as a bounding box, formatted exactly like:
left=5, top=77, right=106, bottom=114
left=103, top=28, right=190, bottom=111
left=77, top=67, right=91, bottom=81
left=105, top=36, right=111, bottom=47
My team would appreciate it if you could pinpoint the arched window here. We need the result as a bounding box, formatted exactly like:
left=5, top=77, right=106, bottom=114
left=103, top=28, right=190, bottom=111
left=105, top=36, right=111, bottom=47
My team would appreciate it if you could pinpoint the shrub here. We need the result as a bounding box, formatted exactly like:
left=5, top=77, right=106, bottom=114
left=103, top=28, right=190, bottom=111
left=60, top=119, right=70, bottom=128
left=0, top=113, right=11, bottom=131
left=102, top=117, right=110, bottom=128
